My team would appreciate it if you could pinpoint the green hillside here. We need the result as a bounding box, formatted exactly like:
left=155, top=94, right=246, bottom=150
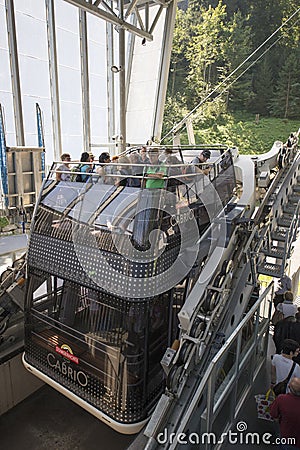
left=176, top=113, right=299, bottom=154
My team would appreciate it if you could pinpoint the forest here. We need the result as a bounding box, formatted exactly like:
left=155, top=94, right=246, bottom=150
left=162, top=0, right=300, bottom=152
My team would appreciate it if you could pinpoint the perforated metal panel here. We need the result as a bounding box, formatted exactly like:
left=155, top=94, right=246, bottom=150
left=24, top=280, right=170, bottom=424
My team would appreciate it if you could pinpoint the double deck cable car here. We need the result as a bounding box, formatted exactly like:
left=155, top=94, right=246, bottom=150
left=23, top=146, right=236, bottom=433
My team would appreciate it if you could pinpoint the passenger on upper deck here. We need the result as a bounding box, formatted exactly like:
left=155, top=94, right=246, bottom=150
left=159, top=147, right=172, bottom=163
left=89, top=152, right=95, bottom=171
left=129, top=152, right=143, bottom=187
left=96, top=152, right=111, bottom=183
left=145, top=148, right=167, bottom=189
left=56, top=153, right=71, bottom=181
left=191, top=149, right=211, bottom=175
left=159, top=148, right=181, bottom=166
left=116, top=156, right=132, bottom=186
left=79, top=152, right=93, bottom=182
left=140, top=146, right=151, bottom=165
left=164, top=152, right=182, bottom=192
left=165, top=152, right=182, bottom=170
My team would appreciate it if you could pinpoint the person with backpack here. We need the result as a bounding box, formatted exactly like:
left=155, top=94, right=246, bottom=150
left=273, top=275, right=292, bottom=307
left=76, top=152, right=92, bottom=182
left=270, top=377, right=300, bottom=449
left=271, top=339, right=300, bottom=393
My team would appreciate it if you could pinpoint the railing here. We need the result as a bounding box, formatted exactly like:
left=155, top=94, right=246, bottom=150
left=282, top=200, right=300, bottom=276
left=158, top=282, right=273, bottom=450
left=48, top=146, right=234, bottom=189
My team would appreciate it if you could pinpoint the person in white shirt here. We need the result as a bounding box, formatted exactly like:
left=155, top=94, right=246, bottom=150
left=56, top=153, right=71, bottom=181
left=277, top=291, right=298, bottom=318
left=271, top=339, right=300, bottom=393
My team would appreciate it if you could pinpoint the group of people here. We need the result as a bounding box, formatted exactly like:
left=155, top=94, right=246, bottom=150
left=56, top=151, right=94, bottom=182
left=268, top=276, right=300, bottom=449
left=272, top=276, right=300, bottom=354
left=55, top=147, right=212, bottom=188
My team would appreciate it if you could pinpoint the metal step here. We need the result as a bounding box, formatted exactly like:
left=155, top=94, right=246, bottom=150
left=261, top=246, right=285, bottom=259
left=277, top=214, right=293, bottom=227
left=257, top=262, right=283, bottom=277
left=288, top=195, right=300, bottom=204
left=271, top=229, right=287, bottom=242
left=283, top=204, right=296, bottom=214
left=294, top=185, right=300, bottom=193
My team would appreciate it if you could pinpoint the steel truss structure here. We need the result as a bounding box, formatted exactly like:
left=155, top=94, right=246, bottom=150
left=1, top=0, right=177, bottom=163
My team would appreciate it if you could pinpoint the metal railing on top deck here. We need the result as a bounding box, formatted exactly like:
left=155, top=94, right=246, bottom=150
left=48, top=146, right=235, bottom=188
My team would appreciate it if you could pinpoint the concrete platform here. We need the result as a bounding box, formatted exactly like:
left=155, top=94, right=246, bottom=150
left=0, top=383, right=135, bottom=450
left=0, top=233, right=28, bottom=273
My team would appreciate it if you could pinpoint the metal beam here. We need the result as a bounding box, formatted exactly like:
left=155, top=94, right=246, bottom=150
left=125, top=15, right=137, bottom=107
left=5, top=0, right=25, bottom=146
left=106, top=3, right=116, bottom=148
left=79, top=9, right=91, bottom=153
left=124, top=0, right=139, bottom=19
left=63, top=0, right=153, bottom=41
left=45, top=0, right=62, bottom=161
left=151, top=0, right=178, bottom=141
left=118, top=0, right=127, bottom=151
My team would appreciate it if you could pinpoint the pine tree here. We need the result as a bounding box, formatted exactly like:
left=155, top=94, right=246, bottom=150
left=221, top=10, right=253, bottom=111
left=185, top=2, right=228, bottom=108
left=270, top=52, right=300, bottom=118
left=250, top=57, right=274, bottom=115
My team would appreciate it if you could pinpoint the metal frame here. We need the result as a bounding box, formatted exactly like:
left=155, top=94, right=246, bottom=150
left=166, top=282, right=273, bottom=450
left=151, top=0, right=177, bottom=141
left=106, top=4, right=116, bottom=147
left=79, top=9, right=91, bottom=153
left=2, top=0, right=177, bottom=199
left=45, top=0, right=62, bottom=161
left=0, top=105, right=9, bottom=208
left=63, top=0, right=172, bottom=41
left=5, top=0, right=24, bottom=146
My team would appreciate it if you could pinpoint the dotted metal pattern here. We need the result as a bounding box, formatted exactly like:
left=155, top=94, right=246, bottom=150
left=24, top=287, right=172, bottom=424
left=24, top=342, right=149, bottom=423
left=28, top=231, right=180, bottom=298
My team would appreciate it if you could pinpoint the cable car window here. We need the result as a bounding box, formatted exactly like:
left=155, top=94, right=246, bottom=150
left=68, top=183, right=117, bottom=222
left=33, top=276, right=64, bottom=301
left=41, top=182, right=80, bottom=212
left=94, top=187, right=140, bottom=231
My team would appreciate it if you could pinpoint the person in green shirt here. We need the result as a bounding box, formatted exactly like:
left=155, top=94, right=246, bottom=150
left=145, top=148, right=167, bottom=188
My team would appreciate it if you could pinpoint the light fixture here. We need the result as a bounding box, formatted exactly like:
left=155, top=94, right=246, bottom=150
left=111, top=65, right=122, bottom=73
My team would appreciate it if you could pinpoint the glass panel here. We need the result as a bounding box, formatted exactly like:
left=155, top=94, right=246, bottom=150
left=69, top=183, right=117, bottom=222
left=94, top=187, right=140, bottom=230
left=41, top=182, right=82, bottom=212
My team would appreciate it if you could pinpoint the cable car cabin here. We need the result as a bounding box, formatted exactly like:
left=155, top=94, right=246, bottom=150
left=23, top=146, right=236, bottom=433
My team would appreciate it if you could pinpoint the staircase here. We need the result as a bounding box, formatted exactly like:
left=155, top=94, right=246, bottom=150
left=258, top=169, right=300, bottom=278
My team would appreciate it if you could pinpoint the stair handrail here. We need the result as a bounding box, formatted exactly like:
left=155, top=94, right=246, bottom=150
left=282, top=199, right=300, bottom=276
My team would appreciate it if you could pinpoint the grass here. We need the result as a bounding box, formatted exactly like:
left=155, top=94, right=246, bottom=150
left=181, top=113, right=299, bottom=154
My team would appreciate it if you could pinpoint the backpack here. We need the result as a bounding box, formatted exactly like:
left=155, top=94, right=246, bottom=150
left=273, top=362, right=296, bottom=396
left=75, top=173, right=83, bottom=182
left=271, top=309, right=284, bottom=326
left=71, top=164, right=82, bottom=182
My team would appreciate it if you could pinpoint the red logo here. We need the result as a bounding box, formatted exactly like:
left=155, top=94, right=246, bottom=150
left=55, top=344, right=79, bottom=364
